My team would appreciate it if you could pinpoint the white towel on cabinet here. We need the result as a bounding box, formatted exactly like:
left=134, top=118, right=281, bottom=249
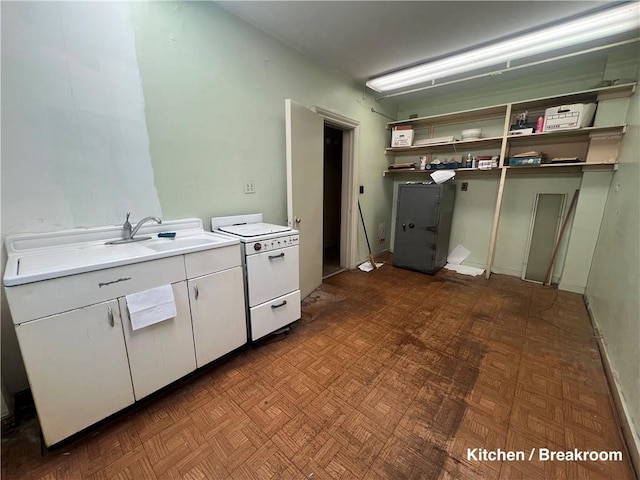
left=126, top=284, right=177, bottom=331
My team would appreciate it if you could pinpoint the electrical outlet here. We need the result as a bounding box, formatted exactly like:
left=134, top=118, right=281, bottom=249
left=461, top=182, right=468, bottom=191
left=243, top=181, right=255, bottom=194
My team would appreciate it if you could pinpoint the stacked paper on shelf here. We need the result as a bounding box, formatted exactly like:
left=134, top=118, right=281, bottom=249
left=388, top=163, right=416, bottom=170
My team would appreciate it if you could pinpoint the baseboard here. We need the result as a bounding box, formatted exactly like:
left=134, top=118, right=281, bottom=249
left=558, top=282, right=586, bottom=294
left=358, top=249, right=389, bottom=266
left=490, top=265, right=522, bottom=278
left=460, top=260, right=486, bottom=271
left=585, top=295, right=640, bottom=477
left=374, top=248, right=390, bottom=257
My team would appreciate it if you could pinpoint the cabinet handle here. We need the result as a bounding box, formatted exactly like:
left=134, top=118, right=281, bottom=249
left=107, top=307, right=114, bottom=327
left=194, top=284, right=199, bottom=300
left=271, top=300, right=287, bottom=309
left=98, top=277, right=131, bottom=288
left=268, top=252, right=285, bottom=260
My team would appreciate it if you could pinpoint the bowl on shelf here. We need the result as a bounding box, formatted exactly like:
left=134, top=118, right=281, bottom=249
left=461, top=128, right=482, bottom=140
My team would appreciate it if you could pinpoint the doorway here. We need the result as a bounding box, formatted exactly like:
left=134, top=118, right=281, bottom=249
left=323, top=125, right=343, bottom=278
left=312, top=106, right=360, bottom=278
left=286, top=101, right=360, bottom=296
left=522, top=193, right=566, bottom=283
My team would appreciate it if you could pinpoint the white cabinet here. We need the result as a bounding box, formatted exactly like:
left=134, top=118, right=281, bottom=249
left=119, top=281, right=196, bottom=401
left=14, top=300, right=135, bottom=446
left=5, top=229, right=247, bottom=446
left=189, top=266, right=247, bottom=367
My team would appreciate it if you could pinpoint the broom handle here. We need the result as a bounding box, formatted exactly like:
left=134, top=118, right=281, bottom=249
left=358, top=200, right=377, bottom=267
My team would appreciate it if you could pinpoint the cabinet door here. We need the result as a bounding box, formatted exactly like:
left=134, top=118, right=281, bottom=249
left=119, top=281, right=196, bottom=401
left=189, top=267, right=247, bottom=367
left=246, top=245, right=299, bottom=307
left=14, top=300, right=134, bottom=446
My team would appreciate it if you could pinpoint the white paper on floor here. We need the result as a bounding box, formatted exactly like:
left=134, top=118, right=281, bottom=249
left=444, top=264, right=485, bottom=276
left=358, top=261, right=384, bottom=272
left=447, top=244, right=471, bottom=265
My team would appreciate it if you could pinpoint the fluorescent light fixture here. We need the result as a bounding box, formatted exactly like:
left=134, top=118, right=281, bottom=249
left=366, top=3, right=640, bottom=92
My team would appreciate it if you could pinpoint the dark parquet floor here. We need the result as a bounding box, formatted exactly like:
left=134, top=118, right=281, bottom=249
left=2, top=258, right=635, bottom=479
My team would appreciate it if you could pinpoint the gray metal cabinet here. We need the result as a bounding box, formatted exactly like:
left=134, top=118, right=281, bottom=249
left=393, top=183, right=456, bottom=274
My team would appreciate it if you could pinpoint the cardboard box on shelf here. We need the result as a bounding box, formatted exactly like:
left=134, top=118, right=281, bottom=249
left=543, top=103, right=596, bottom=132
left=391, top=129, right=414, bottom=147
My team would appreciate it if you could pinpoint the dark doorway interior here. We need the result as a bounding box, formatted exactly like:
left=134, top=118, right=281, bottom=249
left=323, top=125, right=343, bottom=278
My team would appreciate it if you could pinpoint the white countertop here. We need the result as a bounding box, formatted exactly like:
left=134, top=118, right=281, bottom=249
left=3, top=218, right=239, bottom=286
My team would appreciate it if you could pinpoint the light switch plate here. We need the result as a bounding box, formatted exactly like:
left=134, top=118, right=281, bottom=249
left=244, top=181, right=255, bottom=194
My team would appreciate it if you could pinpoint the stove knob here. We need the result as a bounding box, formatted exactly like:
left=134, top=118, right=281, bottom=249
left=254, top=243, right=262, bottom=251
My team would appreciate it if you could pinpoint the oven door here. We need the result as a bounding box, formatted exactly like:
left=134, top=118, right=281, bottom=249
left=246, top=245, right=299, bottom=307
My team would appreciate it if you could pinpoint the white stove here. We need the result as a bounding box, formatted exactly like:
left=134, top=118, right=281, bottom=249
left=212, top=214, right=300, bottom=341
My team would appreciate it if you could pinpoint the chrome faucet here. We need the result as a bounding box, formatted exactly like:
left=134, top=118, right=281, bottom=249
left=106, top=213, right=162, bottom=244
left=129, top=215, right=162, bottom=239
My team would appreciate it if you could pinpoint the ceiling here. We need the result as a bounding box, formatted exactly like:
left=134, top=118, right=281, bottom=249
left=216, top=1, right=626, bottom=96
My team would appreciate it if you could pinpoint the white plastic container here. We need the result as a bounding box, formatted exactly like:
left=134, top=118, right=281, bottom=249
left=461, top=128, right=481, bottom=140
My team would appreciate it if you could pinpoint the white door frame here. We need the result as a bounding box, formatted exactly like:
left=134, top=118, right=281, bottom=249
left=312, top=106, right=360, bottom=270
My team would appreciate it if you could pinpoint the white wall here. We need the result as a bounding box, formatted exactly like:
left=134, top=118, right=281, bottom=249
left=586, top=90, right=640, bottom=463
left=449, top=174, right=499, bottom=268
left=1, top=1, right=395, bottom=398
left=495, top=173, right=582, bottom=280
left=1, top=1, right=161, bottom=397
left=1, top=2, right=161, bottom=233
left=128, top=0, right=394, bottom=259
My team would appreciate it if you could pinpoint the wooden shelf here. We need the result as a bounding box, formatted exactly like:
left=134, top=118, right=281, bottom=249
left=384, top=162, right=618, bottom=177
left=387, top=105, right=506, bottom=129
left=512, top=83, right=637, bottom=111
left=506, top=125, right=626, bottom=142
left=386, top=126, right=626, bottom=156
left=505, top=162, right=617, bottom=173
left=386, top=83, right=636, bottom=130
left=383, top=167, right=501, bottom=177
left=386, top=136, right=503, bottom=155
left=382, top=82, right=634, bottom=281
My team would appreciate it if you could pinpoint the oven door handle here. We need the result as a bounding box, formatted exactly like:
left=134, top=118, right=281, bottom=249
left=271, top=300, right=287, bottom=309
left=268, top=252, right=285, bottom=260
